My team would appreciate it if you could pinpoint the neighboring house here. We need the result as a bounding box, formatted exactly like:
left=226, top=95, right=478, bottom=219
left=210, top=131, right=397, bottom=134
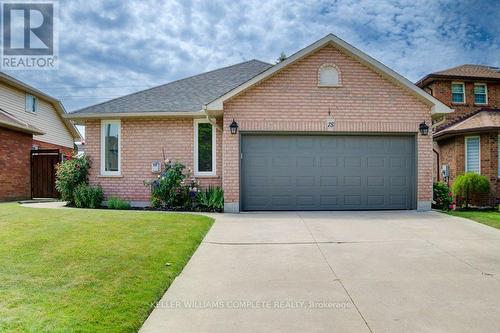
left=0, top=72, right=81, bottom=201
left=75, top=141, right=85, bottom=157
left=66, top=34, right=452, bottom=212
left=416, top=65, right=500, bottom=204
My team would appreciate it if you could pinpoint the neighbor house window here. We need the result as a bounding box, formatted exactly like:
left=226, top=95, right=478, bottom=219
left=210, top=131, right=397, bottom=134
left=465, top=136, right=480, bottom=174
left=451, top=82, right=465, bottom=103
left=474, top=83, right=487, bottom=105
left=25, top=94, right=37, bottom=113
left=194, top=119, right=216, bottom=176
left=100, top=120, right=121, bottom=175
left=498, top=135, right=500, bottom=177
left=318, top=64, right=341, bottom=86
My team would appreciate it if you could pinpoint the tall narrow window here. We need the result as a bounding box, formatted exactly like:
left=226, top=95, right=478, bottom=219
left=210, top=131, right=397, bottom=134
left=451, top=83, right=465, bottom=103
left=25, top=93, right=37, bottom=113
left=474, top=83, right=487, bottom=105
left=465, top=136, right=480, bottom=174
left=194, top=119, right=216, bottom=176
left=101, top=120, right=120, bottom=175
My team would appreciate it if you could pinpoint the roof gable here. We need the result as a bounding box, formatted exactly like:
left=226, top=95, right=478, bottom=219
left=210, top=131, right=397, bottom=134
left=434, top=108, right=500, bottom=139
left=205, top=34, right=452, bottom=116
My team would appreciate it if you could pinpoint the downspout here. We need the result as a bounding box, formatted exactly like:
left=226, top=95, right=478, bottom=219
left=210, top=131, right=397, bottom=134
left=201, top=106, right=223, bottom=132
left=433, top=148, right=440, bottom=182
left=431, top=116, right=446, bottom=130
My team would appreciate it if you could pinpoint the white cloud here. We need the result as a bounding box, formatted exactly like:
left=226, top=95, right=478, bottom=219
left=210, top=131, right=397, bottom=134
left=5, top=0, right=498, bottom=115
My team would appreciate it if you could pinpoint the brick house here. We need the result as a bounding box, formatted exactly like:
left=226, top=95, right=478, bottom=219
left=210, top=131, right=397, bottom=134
left=0, top=72, right=81, bottom=201
left=416, top=65, right=500, bottom=205
left=66, top=34, right=451, bottom=212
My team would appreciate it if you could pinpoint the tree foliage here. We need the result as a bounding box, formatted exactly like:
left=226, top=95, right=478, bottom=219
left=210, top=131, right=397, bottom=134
left=452, top=173, right=490, bottom=208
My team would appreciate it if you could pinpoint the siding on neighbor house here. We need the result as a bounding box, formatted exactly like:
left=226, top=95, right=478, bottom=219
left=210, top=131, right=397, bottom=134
left=85, top=118, right=223, bottom=202
left=222, top=44, right=433, bottom=207
left=0, top=127, right=32, bottom=201
left=0, top=81, right=74, bottom=148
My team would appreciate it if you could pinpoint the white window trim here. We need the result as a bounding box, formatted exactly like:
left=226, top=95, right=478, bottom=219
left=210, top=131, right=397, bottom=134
left=25, top=93, right=38, bottom=114
left=451, top=82, right=465, bottom=104
left=465, top=135, right=480, bottom=174
left=194, top=119, right=216, bottom=177
left=474, top=83, right=488, bottom=105
left=100, top=119, right=121, bottom=176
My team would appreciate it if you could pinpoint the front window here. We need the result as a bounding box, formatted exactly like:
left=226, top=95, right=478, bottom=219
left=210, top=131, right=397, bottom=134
left=465, top=136, right=480, bottom=174
left=194, top=120, right=215, bottom=176
left=451, top=83, right=465, bottom=103
left=25, top=94, right=37, bottom=113
left=474, top=84, right=487, bottom=105
left=101, top=120, right=120, bottom=175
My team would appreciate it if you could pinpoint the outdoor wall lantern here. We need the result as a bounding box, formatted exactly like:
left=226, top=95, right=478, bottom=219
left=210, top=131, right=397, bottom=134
left=229, top=119, right=239, bottom=135
left=419, top=121, right=429, bottom=136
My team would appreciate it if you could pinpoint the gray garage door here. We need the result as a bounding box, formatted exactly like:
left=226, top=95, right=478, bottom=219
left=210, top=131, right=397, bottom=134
left=241, top=135, right=415, bottom=211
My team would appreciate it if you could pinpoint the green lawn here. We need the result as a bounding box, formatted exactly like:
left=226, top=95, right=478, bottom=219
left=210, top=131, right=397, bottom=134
left=446, top=210, right=500, bottom=230
left=0, top=203, right=213, bottom=333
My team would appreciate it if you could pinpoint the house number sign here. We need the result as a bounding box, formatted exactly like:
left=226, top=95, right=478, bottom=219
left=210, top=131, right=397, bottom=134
left=326, top=115, right=335, bottom=131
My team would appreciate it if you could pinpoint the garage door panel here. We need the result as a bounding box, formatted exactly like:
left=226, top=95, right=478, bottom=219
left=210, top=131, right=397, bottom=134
left=367, top=195, right=385, bottom=206
left=272, top=195, right=291, bottom=206
left=272, top=156, right=290, bottom=167
left=344, top=157, right=362, bottom=168
left=320, top=156, right=337, bottom=167
left=320, top=176, right=338, bottom=186
left=272, top=176, right=292, bottom=186
left=297, top=156, right=315, bottom=167
left=367, top=157, right=385, bottom=168
left=241, top=135, right=415, bottom=211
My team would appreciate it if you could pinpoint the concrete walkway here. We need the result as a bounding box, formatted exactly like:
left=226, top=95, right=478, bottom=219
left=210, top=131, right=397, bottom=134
left=21, top=201, right=68, bottom=209
left=141, top=211, right=500, bottom=333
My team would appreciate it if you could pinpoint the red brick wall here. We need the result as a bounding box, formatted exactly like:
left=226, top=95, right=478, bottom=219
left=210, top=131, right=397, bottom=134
left=427, top=81, right=500, bottom=124
left=85, top=118, right=222, bottom=202
left=0, top=127, right=32, bottom=201
left=32, top=139, right=73, bottom=157
left=437, top=132, right=500, bottom=205
left=85, top=44, right=434, bottom=208
left=223, top=44, right=433, bottom=209
left=438, top=136, right=463, bottom=183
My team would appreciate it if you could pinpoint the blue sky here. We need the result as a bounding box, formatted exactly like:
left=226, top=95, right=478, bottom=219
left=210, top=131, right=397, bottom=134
left=4, top=0, right=499, bottom=117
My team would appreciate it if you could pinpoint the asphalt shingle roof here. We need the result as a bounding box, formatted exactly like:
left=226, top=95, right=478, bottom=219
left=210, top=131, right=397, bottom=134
left=432, top=64, right=500, bottom=79
left=71, top=60, right=273, bottom=115
left=0, top=108, right=44, bottom=134
left=434, top=108, right=500, bottom=139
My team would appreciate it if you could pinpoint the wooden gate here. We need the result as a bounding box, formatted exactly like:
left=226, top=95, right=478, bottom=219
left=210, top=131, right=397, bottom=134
left=31, top=149, right=60, bottom=198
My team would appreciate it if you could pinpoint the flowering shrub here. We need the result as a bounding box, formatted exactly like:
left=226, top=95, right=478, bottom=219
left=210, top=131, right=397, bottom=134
left=145, top=160, right=199, bottom=210
left=432, top=182, right=453, bottom=210
left=55, top=155, right=90, bottom=204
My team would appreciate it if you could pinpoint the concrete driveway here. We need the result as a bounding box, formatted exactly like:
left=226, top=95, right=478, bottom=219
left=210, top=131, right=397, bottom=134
left=140, top=211, right=500, bottom=333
